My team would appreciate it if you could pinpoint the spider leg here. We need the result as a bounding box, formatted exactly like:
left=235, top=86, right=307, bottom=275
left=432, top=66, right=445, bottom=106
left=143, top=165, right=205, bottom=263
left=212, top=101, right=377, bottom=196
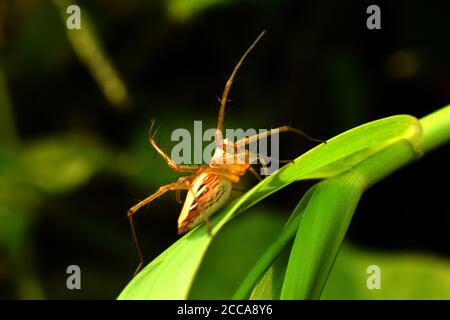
left=255, top=153, right=270, bottom=176
left=203, top=167, right=241, bottom=184
left=237, top=125, right=326, bottom=146
left=148, top=120, right=200, bottom=172
left=205, top=216, right=212, bottom=236
left=175, top=189, right=183, bottom=204
left=216, top=31, right=266, bottom=144
left=248, top=166, right=262, bottom=181
left=278, top=159, right=296, bottom=164
left=127, top=179, right=190, bottom=276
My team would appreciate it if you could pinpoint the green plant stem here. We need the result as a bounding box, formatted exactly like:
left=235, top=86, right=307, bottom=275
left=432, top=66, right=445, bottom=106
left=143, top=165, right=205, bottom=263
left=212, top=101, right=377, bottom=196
left=361, top=104, right=450, bottom=188
left=420, top=105, right=450, bottom=154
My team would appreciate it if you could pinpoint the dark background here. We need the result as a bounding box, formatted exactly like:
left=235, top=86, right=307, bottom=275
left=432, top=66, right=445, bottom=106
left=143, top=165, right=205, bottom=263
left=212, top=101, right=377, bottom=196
left=0, top=0, right=449, bottom=299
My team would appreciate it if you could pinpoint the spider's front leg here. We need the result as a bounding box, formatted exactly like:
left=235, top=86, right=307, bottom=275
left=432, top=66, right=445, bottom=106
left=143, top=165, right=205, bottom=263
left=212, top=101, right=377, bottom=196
left=148, top=122, right=200, bottom=173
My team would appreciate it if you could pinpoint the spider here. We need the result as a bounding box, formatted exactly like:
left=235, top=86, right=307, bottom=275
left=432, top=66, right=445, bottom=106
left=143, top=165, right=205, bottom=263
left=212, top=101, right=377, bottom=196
left=127, top=30, right=323, bottom=274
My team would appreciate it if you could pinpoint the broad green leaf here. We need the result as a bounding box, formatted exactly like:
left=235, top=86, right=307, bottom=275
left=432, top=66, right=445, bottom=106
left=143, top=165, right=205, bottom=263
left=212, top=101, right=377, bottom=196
left=118, top=114, right=422, bottom=299
left=249, top=245, right=292, bottom=300
left=188, top=207, right=285, bottom=299
left=233, top=185, right=317, bottom=299
left=250, top=137, right=432, bottom=300
left=280, top=170, right=365, bottom=299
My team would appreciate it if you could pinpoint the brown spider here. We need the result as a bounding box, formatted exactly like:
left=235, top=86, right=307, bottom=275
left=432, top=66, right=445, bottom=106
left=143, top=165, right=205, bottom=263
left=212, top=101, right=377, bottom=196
left=127, top=31, right=322, bottom=274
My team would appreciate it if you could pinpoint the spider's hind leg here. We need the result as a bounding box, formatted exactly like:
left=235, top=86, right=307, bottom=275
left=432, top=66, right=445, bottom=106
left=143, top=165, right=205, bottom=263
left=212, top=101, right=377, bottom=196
left=238, top=125, right=326, bottom=146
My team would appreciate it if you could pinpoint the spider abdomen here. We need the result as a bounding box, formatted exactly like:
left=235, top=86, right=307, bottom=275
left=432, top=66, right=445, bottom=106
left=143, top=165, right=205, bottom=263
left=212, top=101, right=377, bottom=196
left=177, top=172, right=232, bottom=234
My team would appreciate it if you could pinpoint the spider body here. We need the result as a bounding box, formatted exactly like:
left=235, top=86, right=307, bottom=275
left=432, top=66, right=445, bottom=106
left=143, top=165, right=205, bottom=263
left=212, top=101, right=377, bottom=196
left=176, top=140, right=251, bottom=234
left=177, top=171, right=232, bottom=234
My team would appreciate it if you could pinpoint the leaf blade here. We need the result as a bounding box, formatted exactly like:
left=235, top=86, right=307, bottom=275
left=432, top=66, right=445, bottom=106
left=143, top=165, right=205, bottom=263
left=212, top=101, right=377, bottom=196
left=118, top=115, right=421, bottom=299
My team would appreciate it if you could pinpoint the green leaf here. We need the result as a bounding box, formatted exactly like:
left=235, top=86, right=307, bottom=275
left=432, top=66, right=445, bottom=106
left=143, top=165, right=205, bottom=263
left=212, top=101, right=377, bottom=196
left=188, top=206, right=285, bottom=299
left=249, top=245, right=292, bottom=300
left=233, top=185, right=317, bottom=299
left=280, top=171, right=365, bottom=299
left=118, top=114, right=422, bottom=299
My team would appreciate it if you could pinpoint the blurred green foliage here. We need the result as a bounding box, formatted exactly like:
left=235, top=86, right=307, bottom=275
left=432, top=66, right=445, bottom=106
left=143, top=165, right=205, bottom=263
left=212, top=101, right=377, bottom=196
left=0, top=0, right=449, bottom=299
left=167, top=0, right=232, bottom=21
left=323, top=245, right=450, bottom=299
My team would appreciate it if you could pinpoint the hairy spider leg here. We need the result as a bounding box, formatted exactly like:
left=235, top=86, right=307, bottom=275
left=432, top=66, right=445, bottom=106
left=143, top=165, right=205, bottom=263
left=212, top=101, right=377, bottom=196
left=237, top=125, right=326, bottom=146
left=127, top=179, right=191, bottom=275
left=248, top=166, right=262, bottom=181
left=149, top=133, right=200, bottom=173
left=215, top=30, right=267, bottom=146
